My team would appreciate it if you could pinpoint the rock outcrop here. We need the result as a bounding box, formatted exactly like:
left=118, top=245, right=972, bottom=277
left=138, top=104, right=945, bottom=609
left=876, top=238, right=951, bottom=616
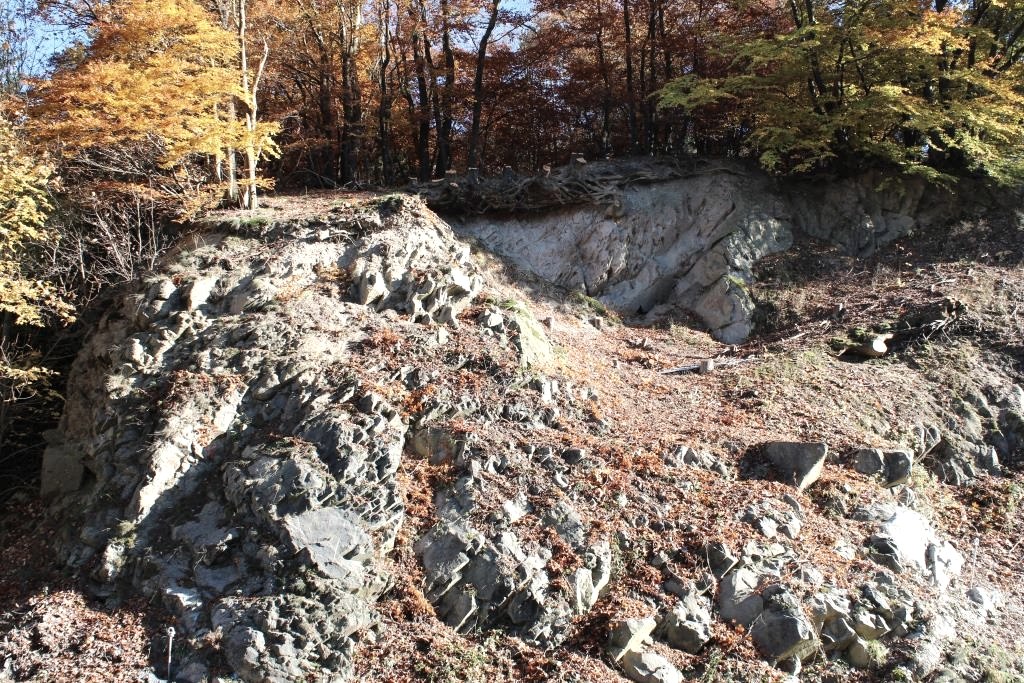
left=453, top=165, right=944, bottom=343
left=34, top=187, right=1017, bottom=683
left=42, top=198, right=485, bottom=681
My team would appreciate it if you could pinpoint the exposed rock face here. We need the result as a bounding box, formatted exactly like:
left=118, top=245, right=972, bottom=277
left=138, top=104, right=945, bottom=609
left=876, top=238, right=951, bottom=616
left=454, top=166, right=940, bottom=342
left=454, top=170, right=791, bottom=343
left=41, top=198, right=484, bottom=681
left=35, top=187, right=1012, bottom=683
left=866, top=506, right=965, bottom=589
left=783, top=169, right=938, bottom=258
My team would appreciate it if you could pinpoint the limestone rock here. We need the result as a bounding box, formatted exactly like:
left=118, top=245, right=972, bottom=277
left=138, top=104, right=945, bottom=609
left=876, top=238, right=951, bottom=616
left=282, top=508, right=372, bottom=582
left=853, top=448, right=885, bottom=476
left=454, top=169, right=794, bottom=343
left=852, top=609, right=890, bottom=640
left=184, top=276, right=218, bottom=311
left=658, top=585, right=713, bottom=653
left=39, top=201, right=476, bottom=681
left=883, top=450, right=914, bottom=487
left=455, top=166, right=934, bottom=342
left=572, top=541, right=612, bottom=614
left=666, top=445, right=730, bottom=477
left=509, top=311, right=553, bottom=368
left=704, top=542, right=739, bottom=578
left=608, top=617, right=658, bottom=661
left=967, top=586, right=1001, bottom=616
left=852, top=448, right=914, bottom=487
left=820, top=617, right=857, bottom=653
left=846, top=638, right=873, bottom=669
left=874, top=507, right=964, bottom=588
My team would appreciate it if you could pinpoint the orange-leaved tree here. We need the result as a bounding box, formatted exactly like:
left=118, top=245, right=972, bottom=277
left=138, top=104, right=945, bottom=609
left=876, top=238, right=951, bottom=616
left=31, top=0, right=279, bottom=212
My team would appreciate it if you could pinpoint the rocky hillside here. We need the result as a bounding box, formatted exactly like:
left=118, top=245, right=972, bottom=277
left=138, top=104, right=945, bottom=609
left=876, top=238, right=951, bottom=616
left=2, top=172, right=1023, bottom=683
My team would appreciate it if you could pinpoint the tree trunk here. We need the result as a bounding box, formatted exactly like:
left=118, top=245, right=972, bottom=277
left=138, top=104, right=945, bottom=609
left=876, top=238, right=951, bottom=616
left=339, top=0, right=363, bottom=184
left=433, top=0, right=455, bottom=176
left=623, top=0, right=639, bottom=152
left=644, top=0, right=658, bottom=152
left=214, top=0, right=239, bottom=202
left=596, top=0, right=612, bottom=156
left=467, top=0, right=499, bottom=170
left=236, top=0, right=269, bottom=210
left=409, top=0, right=433, bottom=181
left=377, top=0, right=394, bottom=183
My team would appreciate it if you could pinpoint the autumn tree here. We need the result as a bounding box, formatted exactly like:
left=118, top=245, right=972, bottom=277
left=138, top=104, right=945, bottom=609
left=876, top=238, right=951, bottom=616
left=0, top=106, right=73, bottom=431
left=660, top=0, right=1024, bottom=182
left=33, top=0, right=279, bottom=210
left=230, top=0, right=279, bottom=209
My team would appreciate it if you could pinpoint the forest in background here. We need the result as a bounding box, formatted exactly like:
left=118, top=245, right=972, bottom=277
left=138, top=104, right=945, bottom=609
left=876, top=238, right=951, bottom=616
left=2, top=0, right=1024, bottom=489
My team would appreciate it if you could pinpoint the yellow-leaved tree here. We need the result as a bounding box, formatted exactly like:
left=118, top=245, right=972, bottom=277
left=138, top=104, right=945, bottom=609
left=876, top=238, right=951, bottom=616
left=31, top=0, right=279, bottom=213
left=0, top=106, right=73, bottom=397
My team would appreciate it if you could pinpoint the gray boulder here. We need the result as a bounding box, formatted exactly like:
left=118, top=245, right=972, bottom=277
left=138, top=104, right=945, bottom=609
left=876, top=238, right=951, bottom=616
left=852, top=608, right=890, bottom=640
left=820, top=617, right=857, bottom=653
left=719, top=567, right=764, bottom=627
left=609, top=617, right=658, bottom=661
left=619, top=650, right=684, bottom=683
left=846, top=638, right=873, bottom=669
left=883, top=450, right=914, bottom=487
left=749, top=586, right=819, bottom=664
left=763, top=441, right=828, bottom=491
left=853, top=448, right=885, bottom=476
left=658, top=585, right=713, bottom=653
left=852, top=448, right=913, bottom=487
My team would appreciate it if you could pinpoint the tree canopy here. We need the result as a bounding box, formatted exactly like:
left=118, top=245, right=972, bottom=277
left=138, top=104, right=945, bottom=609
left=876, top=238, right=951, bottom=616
left=0, top=106, right=72, bottom=391
left=659, top=0, right=1024, bottom=183
left=16, top=0, right=1024, bottom=189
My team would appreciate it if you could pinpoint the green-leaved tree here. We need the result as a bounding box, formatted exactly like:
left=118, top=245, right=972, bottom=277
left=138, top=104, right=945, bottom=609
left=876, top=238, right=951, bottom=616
left=660, top=0, right=1024, bottom=184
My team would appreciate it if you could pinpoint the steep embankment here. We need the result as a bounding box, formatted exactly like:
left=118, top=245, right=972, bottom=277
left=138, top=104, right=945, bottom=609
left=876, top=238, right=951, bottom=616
left=4, top=174, right=1023, bottom=683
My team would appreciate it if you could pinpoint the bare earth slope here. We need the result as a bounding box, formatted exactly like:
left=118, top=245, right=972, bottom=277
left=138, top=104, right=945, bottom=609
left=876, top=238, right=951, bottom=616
left=1, top=180, right=1022, bottom=683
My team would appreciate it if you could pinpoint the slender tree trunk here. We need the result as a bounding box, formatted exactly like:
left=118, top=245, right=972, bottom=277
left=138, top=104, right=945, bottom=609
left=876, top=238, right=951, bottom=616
left=657, top=0, right=672, bottom=151
left=295, top=1, right=339, bottom=182
left=236, top=0, right=269, bottom=210
left=409, top=0, right=432, bottom=180
left=623, top=0, right=639, bottom=152
left=214, top=1, right=239, bottom=202
left=317, top=53, right=337, bottom=181
left=644, top=0, right=658, bottom=152
left=228, top=99, right=239, bottom=199
left=596, top=0, right=613, bottom=156
left=468, top=0, right=499, bottom=170
left=433, top=0, right=455, bottom=175
left=377, top=0, right=394, bottom=183
left=394, top=14, right=420, bottom=178
left=339, top=0, right=363, bottom=184
left=415, top=0, right=444, bottom=176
